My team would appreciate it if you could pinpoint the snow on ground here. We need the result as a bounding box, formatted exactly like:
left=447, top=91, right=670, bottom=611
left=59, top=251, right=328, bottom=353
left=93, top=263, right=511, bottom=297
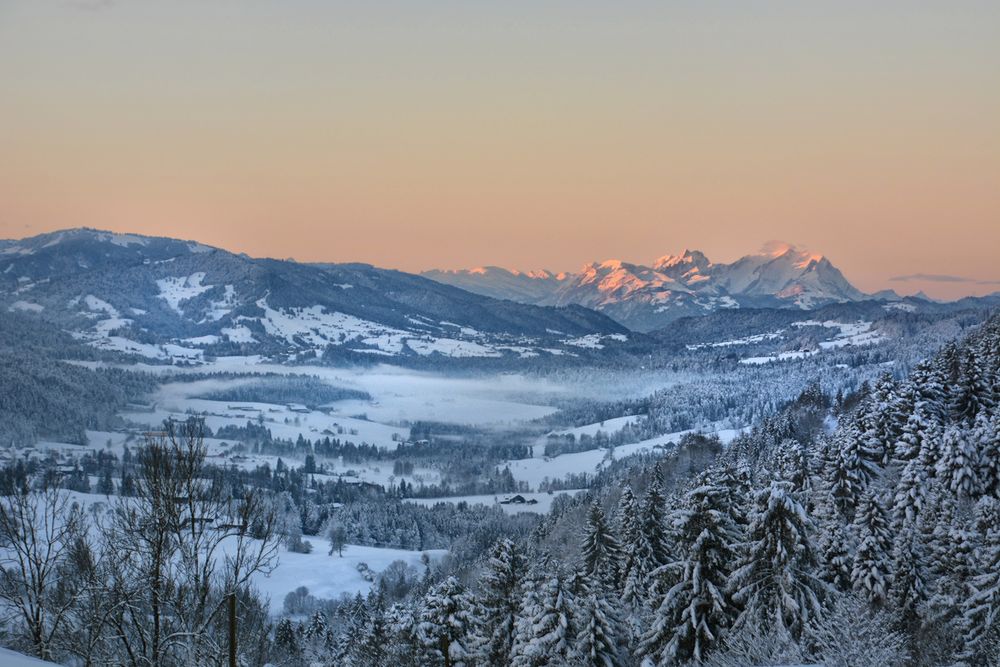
left=563, top=333, right=627, bottom=349
left=884, top=302, right=917, bottom=313
left=738, top=320, right=883, bottom=364
left=740, top=350, right=817, bottom=365
left=73, top=359, right=566, bottom=428
left=503, top=426, right=746, bottom=489
left=0, top=647, right=60, bottom=666
left=791, top=319, right=884, bottom=349
left=687, top=329, right=784, bottom=350
left=8, top=300, right=44, bottom=312
left=256, top=539, right=445, bottom=615
left=122, top=379, right=409, bottom=450
left=156, top=273, right=212, bottom=315
left=405, top=490, right=584, bottom=515
left=407, top=337, right=502, bottom=358
left=221, top=325, right=256, bottom=343
left=551, top=415, right=643, bottom=439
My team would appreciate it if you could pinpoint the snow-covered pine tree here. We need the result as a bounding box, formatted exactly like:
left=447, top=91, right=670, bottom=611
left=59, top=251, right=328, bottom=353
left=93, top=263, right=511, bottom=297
left=615, top=486, right=640, bottom=596
left=961, top=498, right=1000, bottom=664
left=951, top=347, right=989, bottom=424
left=851, top=492, right=893, bottom=608
left=623, top=467, right=671, bottom=605
left=272, top=618, right=301, bottom=663
left=893, top=456, right=929, bottom=528
left=806, top=593, right=909, bottom=667
left=936, top=425, right=981, bottom=499
left=910, top=359, right=947, bottom=425
left=824, top=433, right=863, bottom=520
left=893, top=401, right=933, bottom=463
left=351, top=589, right=390, bottom=667
left=638, top=482, right=740, bottom=665
left=890, top=524, right=926, bottom=635
left=730, top=481, right=824, bottom=640
left=416, top=577, right=478, bottom=667
left=776, top=439, right=811, bottom=495
left=580, top=501, right=622, bottom=589
left=975, top=411, right=1000, bottom=497
left=815, top=499, right=853, bottom=594
left=478, top=538, right=527, bottom=666
left=573, top=585, right=624, bottom=667
left=511, top=573, right=577, bottom=667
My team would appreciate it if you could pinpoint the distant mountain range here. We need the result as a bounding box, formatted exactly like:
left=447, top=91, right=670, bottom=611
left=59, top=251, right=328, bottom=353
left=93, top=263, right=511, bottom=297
left=0, top=229, right=632, bottom=364
left=3, top=229, right=994, bottom=366
left=424, top=242, right=875, bottom=331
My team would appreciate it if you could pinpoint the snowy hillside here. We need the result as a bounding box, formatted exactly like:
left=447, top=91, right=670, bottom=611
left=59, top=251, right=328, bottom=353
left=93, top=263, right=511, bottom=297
left=0, top=228, right=634, bottom=365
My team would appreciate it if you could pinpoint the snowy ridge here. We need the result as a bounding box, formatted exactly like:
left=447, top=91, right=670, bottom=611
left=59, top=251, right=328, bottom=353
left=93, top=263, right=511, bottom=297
left=425, top=241, right=868, bottom=331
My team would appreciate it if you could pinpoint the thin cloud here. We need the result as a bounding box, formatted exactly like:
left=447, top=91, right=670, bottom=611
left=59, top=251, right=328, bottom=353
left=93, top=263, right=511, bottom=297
left=890, top=273, right=1000, bottom=285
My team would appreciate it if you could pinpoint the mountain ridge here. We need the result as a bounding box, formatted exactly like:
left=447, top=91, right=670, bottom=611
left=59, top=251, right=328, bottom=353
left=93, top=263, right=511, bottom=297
left=0, top=228, right=635, bottom=365
left=423, top=242, right=870, bottom=331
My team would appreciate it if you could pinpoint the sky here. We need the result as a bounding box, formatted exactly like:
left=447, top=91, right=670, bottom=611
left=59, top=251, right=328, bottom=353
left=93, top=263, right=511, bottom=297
left=0, top=1, right=997, bottom=300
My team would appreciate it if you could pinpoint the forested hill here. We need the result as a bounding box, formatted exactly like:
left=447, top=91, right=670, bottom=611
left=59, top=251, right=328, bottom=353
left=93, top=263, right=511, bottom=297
left=0, top=228, right=637, bottom=365
left=288, top=314, right=1000, bottom=666
left=0, top=312, right=157, bottom=446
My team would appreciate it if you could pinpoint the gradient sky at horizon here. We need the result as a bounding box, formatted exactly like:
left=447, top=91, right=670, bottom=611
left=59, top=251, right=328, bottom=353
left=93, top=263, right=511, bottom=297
left=1, top=1, right=997, bottom=299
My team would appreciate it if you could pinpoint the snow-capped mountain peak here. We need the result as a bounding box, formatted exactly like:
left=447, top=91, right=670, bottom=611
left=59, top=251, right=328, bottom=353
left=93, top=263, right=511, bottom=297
left=424, top=241, right=870, bottom=331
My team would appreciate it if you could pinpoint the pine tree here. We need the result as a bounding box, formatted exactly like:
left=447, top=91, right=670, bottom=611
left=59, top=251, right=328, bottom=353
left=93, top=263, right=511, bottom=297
left=963, top=498, right=1000, bottom=662
left=352, top=590, right=389, bottom=666
left=893, top=401, right=933, bottom=463
left=478, top=538, right=526, bottom=666
left=893, top=457, right=929, bottom=528
left=975, top=412, right=1000, bottom=497
left=273, top=618, right=301, bottom=662
left=623, top=468, right=670, bottom=605
left=951, top=348, right=988, bottom=424
left=910, top=360, right=947, bottom=424
left=638, top=482, right=740, bottom=665
left=936, top=425, right=981, bottom=499
left=580, top=502, right=622, bottom=589
left=816, top=512, right=853, bottom=593
left=512, top=573, right=576, bottom=667
left=416, top=577, right=477, bottom=667
left=730, top=481, right=823, bottom=640
left=890, top=525, right=926, bottom=634
left=615, top=486, right=640, bottom=596
left=573, top=585, right=624, bottom=667
left=851, top=492, right=893, bottom=608
left=822, top=430, right=869, bottom=521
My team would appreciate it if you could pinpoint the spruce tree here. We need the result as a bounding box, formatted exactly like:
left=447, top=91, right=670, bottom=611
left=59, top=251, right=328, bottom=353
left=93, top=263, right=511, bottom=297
left=851, top=492, right=893, bottom=608
left=638, top=482, right=740, bottom=665
left=511, top=573, right=576, bottom=667
left=478, top=538, right=526, bottom=666
left=936, top=425, right=981, bottom=499
left=573, top=585, right=624, bottom=667
left=730, top=481, right=823, bottom=639
left=615, top=486, right=640, bottom=597
left=623, top=467, right=670, bottom=605
left=890, top=525, right=926, bottom=634
left=963, top=498, right=1000, bottom=662
left=416, top=577, right=477, bottom=667
left=580, top=502, right=622, bottom=589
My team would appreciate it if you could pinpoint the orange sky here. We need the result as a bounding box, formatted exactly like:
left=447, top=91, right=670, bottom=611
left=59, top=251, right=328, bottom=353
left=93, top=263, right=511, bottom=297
left=1, top=1, right=997, bottom=300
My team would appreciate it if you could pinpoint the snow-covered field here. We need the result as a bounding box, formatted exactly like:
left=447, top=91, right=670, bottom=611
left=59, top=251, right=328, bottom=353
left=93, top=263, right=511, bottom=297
left=0, top=648, right=59, bottom=667
left=738, top=320, right=883, bottom=364
left=503, top=426, right=745, bottom=489
left=80, top=359, right=566, bottom=427
left=256, top=539, right=444, bottom=615
left=550, top=415, right=643, bottom=439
